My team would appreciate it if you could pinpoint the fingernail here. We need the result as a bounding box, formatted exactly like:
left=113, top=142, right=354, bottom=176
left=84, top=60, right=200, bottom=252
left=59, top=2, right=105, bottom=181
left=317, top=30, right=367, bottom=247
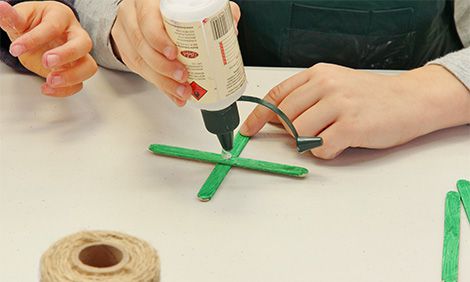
left=42, top=84, right=55, bottom=95
left=50, top=75, right=64, bottom=87
left=176, top=85, right=187, bottom=98
left=174, top=98, right=186, bottom=107
left=163, top=46, right=174, bottom=60
left=45, top=54, right=60, bottom=68
left=173, top=69, right=184, bottom=82
left=9, top=44, right=25, bottom=57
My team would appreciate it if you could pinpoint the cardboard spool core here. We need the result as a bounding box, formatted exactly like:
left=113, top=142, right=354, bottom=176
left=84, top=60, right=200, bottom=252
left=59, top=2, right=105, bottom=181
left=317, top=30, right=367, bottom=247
left=75, top=243, right=129, bottom=273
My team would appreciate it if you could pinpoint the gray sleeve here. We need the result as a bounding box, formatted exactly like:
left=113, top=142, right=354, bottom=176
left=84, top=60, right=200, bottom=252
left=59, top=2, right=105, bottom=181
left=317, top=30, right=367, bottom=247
left=428, top=47, right=470, bottom=91
left=75, top=0, right=129, bottom=72
left=427, top=0, right=470, bottom=91
left=454, top=0, right=470, bottom=47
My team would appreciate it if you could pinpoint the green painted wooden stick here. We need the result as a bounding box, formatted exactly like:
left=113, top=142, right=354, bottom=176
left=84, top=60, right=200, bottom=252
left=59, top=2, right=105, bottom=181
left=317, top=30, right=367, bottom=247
left=457, top=179, right=470, bottom=223
left=198, top=164, right=232, bottom=202
left=197, top=133, right=251, bottom=201
left=148, top=144, right=308, bottom=177
left=149, top=132, right=308, bottom=201
left=441, top=191, right=461, bottom=282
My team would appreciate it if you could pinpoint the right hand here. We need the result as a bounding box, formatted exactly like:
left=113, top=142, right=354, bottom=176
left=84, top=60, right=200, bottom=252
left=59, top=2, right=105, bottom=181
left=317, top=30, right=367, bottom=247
left=111, top=0, right=241, bottom=107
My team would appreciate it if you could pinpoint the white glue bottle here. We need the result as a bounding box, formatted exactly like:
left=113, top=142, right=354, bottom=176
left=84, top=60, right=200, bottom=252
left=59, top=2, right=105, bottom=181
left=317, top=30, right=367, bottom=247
left=161, top=0, right=247, bottom=152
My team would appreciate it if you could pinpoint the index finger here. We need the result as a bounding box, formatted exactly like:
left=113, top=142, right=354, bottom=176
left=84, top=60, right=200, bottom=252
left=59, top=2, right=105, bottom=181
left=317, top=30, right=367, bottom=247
left=240, top=70, right=311, bottom=136
left=9, top=16, right=68, bottom=57
left=136, top=0, right=177, bottom=60
left=230, top=2, right=241, bottom=24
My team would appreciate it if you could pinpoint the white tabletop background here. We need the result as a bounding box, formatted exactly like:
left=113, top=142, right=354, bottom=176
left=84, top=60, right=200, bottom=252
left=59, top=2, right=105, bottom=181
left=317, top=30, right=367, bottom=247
left=1, top=63, right=469, bottom=281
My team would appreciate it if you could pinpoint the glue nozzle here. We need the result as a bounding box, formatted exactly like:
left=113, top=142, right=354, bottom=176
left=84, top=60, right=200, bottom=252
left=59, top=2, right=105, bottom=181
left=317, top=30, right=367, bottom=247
left=201, top=103, right=240, bottom=152
left=217, top=132, right=234, bottom=151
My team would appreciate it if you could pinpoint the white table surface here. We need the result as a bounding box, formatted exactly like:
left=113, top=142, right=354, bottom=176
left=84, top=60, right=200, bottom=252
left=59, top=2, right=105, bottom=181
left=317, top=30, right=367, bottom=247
left=1, top=63, right=469, bottom=281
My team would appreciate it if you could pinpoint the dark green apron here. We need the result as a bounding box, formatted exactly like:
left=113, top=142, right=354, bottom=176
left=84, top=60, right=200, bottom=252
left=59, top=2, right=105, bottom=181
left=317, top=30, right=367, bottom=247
left=234, top=0, right=463, bottom=69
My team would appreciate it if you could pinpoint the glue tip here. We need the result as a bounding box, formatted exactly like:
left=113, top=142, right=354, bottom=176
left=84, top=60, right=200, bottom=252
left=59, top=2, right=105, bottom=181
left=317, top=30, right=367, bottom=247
left=221, top=150, right=232, bottom=160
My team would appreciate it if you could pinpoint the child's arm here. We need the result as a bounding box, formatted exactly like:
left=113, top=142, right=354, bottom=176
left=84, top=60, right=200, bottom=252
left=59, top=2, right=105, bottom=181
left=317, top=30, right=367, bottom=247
left=0, top=0, right=97, bottom=97
left=73, top=0, right=129, bottom=73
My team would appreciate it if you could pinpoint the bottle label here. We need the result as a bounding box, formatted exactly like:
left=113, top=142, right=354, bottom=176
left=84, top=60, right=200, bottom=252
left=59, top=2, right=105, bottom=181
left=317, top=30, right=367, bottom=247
left=163, top=3, right=246, bottom=107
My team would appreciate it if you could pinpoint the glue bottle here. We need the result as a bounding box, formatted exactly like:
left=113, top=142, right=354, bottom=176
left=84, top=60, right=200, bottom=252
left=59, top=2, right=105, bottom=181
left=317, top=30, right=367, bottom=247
left=161, top=0, right=247, bottom=152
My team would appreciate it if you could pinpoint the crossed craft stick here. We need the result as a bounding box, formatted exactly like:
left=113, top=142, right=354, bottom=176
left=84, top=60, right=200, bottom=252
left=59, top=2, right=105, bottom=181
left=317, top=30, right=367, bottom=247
left=149, top=132, right=309, bottom=201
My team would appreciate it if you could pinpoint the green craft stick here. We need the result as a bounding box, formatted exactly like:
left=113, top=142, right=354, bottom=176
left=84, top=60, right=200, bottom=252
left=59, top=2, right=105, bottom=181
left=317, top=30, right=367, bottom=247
left=233, top=157, right=308, bottom=176
left=441, top=191, right=461, bottom=282
left=230, top=132, right=251, bottom=156
left=197, top=133, right=250, bottom=201
left=198, top=164, right=232, bottom=201
left=148, top=144, right=308, bottom=177
left=457, top=179, right=470, bottom=223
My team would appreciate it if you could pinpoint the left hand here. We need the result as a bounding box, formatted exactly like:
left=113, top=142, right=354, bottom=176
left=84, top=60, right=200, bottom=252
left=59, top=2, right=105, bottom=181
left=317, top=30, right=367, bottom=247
left=0, top=1, right=97, bottom=97
left=240, top=63, right=470, bottom=159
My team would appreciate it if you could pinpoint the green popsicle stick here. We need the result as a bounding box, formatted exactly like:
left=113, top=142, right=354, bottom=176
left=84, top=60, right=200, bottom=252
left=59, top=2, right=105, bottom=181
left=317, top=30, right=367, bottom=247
left=457, top=179, right=470, bottom=223
left=441, top=191, right=461, bottom=282
left=148, top=144, right=308, bottom=177
left=230, top=132, right=251, bottom=156
left=197, top=133, right=251, bottom=201
left=149, top=132, right=309, bottom=201
left=198, top=164, right=232, bottom=201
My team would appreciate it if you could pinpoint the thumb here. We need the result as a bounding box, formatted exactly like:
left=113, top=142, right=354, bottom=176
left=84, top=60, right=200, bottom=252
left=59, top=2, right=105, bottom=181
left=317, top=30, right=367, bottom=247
left=229, top=2, right=241, bottom=26
left=0, top=1, right=27, bottom=38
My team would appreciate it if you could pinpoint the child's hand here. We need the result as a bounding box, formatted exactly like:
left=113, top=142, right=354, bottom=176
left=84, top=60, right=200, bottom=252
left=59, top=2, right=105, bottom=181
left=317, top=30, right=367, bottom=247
left=0, top=1, right=97, bottom=97
left=111, top=0, right=240, bottom=106
left=240, top=63, right=470, bottom=159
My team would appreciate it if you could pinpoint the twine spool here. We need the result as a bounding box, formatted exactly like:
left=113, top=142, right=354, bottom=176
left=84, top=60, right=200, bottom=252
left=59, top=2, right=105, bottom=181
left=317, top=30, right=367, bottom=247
left=40, top=231, right=160, bottom=282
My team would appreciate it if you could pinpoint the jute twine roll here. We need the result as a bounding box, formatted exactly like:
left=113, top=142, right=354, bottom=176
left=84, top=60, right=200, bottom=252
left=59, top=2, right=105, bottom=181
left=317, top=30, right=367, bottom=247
left=40, top=231, right=160, bottom=282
